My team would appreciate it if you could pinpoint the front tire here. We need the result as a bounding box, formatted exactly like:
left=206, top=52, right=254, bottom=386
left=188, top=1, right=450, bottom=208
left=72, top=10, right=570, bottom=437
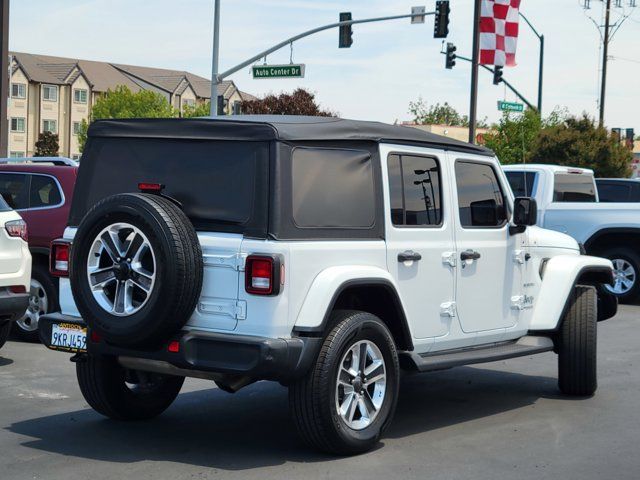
left=76, top=354, right=184, bottom=420
left=558, top=285, right=597, bottom=396
left=601, top=247, right=640, bottom=304
left=289, top=311, right=400, bottom=455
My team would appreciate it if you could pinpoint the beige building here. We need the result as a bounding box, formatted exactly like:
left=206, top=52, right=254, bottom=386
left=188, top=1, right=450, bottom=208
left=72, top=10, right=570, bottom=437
left=402, top=122, right=492, bottom=144
left=7, top=52, right=257, bottom=159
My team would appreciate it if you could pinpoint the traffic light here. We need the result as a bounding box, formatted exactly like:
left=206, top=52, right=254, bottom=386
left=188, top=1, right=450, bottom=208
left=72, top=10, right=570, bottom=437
left=339, top=12, right=353, bottom=48
left=626, top=128, right=635, bottom=149
left=434, top=0, right=450, bottom=38
left=445, top=43, right=457, bottom=69
left=493, top=66, right=504, bottom=85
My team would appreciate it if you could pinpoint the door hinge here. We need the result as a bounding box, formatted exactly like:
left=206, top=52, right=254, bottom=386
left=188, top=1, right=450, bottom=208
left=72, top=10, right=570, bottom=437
left=203, top=252, right=247, bottom=271
left=198, top=299, right=247, bottom=320
left=441, top=251, right=457, bottom=268
left=513, top=250, right=526, bottom=265
left=440, top=301, right=457, bottom=317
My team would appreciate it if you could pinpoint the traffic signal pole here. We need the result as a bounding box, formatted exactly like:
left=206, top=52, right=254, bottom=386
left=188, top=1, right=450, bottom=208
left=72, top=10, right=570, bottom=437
left=468, top=0, right=482, bottom=143
left=212, top=10, right=436, bottom=100
left=599, top=0, right=612, bottom=127
left=210, top=0, right=220, bottom=116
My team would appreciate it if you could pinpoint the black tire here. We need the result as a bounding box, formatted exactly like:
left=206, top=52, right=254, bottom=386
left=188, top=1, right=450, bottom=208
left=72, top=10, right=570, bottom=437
left=13, top=262, right=59, bottom=342
left=76, top=354, right=184, bottom=420
left=70, top=193, right=203, bottom=347
left=599, top=247, right=640, bottom=304
left=0, top=321, right=10, bottom=349
left=289, top=311, right=400, bottom=455
left=558, top=285, right=598, bottom=396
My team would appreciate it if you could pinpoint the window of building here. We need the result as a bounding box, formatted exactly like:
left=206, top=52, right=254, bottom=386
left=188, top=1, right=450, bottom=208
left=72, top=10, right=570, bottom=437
left=43, top=85, right=58, bottom=102
left=9, top=152, right=25, bottom=158
left=182, top=98, right=196, bottom=109
left=553, top=174, right=596, bottom=202
left=10, top=117, right=25, bottom=133
left=73, top=122, right=82, bottom=135
left=74, top=89, right=88, bottom=104
left=292, top=147, right=376, bottom=228
left=387, top=154, right=443, bottom=227
left=455, top=161, right=507, bottom=228
left=43, top=120, right=58, bottom=134
left=0, top=173, right=29, bottom=210
left=71, top=154, right=81, bottom=160
left=11, top=83, right=26, bottom=99
left=30, top=175, right=62, bottom=208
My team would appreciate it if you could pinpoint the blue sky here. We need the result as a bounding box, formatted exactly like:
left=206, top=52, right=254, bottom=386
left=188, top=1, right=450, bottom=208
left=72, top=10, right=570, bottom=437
left=9, top=0, right=640, bottom=132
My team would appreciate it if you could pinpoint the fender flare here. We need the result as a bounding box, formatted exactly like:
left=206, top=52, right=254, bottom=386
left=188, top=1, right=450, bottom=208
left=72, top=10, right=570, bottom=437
left=292, top=266, right=413, bottom=349
left=584, top=227, right=640, bottom=251
left=529, top=255, right=613, bottom=332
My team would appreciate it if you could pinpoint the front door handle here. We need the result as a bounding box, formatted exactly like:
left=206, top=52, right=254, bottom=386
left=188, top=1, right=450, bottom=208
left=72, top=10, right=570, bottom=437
left=460, top=250, right=481, bottom=261
left=398, top=250, right=422, bottom=263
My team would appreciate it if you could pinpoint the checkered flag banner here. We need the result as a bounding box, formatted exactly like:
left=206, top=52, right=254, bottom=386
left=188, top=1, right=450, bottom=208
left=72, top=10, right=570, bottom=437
left=479, top=0, right=521, bottom=67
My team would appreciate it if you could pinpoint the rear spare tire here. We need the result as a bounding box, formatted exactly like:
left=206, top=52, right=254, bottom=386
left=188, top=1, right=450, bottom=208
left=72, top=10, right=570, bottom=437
left=70, top=193, right=203, bottom=347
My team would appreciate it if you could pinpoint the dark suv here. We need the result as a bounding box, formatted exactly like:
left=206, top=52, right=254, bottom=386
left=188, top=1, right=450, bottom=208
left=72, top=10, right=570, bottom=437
left=0, top=157, right=78, bottom=340
left=596, top=178, right=640, bottom=203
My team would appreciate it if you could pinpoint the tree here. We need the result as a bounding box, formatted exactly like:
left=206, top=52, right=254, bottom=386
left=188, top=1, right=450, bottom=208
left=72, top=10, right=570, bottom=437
left=34, top=131, right=59, bottom=157
left=530, top=114, right=632, bottom=178
left=241, top=88, right=335, bottom=116
left=483, top=107, right=567, bottom=165
left=408, top=98, right=489, bottom=128
left=182, top=101, right=212, bottom=118
left=78, top=85, right=176, bottom=151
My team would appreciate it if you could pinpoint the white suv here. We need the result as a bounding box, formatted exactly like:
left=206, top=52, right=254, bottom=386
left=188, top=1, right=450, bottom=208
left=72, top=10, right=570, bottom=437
left=0, top=195, right=31, bottom=349
left=40, top=116, right=615, bottom=454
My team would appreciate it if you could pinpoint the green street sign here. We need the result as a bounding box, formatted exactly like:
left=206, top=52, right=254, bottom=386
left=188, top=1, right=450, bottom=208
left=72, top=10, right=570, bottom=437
left=252, top=64, right=306, bottom=79
left=497, top=101, right=524, bottom=112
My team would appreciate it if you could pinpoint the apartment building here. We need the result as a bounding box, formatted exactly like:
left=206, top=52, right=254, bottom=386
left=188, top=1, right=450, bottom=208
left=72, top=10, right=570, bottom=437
left=7, top=52, right=257, bottom=159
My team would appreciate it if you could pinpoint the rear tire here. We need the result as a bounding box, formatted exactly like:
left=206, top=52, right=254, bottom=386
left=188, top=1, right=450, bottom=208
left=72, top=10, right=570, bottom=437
left=13, top=263, right=59, bottom=342
left=289, top=310, right=399, bottom=455
left=558, top=285, right=597, bottom=396
left=76, top=354, right=184, bottom=420
left=0, top=321, right=10, bottom=349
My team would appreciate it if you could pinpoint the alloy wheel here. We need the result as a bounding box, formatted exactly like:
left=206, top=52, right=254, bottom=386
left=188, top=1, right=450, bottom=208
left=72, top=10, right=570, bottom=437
left=606, top=258, right=636, bottom=295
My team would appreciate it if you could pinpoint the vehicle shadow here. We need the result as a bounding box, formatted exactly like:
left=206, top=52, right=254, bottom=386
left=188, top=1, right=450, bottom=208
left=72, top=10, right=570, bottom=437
left=7, top=366, right=559, bottom=471
left=0, top=356, right=13, bottom=367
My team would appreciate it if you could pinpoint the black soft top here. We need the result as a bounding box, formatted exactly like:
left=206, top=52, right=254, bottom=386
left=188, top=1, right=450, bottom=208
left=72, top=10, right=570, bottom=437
left=88, top=115, right=494, bottom=156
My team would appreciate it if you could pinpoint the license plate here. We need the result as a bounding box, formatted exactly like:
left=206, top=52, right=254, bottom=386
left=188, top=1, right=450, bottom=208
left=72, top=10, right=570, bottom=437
left=51, top=323, right=87, bottom=352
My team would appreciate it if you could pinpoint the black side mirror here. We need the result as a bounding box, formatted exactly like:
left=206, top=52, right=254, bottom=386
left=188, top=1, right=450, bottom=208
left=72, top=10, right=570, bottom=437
left=513, top=197, right=537, bottom=227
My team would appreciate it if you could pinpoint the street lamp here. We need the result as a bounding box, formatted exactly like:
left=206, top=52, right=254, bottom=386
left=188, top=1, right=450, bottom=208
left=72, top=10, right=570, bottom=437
left=518, top=12, right=544, bottom=115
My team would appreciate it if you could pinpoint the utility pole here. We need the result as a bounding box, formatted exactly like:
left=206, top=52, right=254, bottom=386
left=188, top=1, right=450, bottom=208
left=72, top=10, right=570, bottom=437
left=1, top=0, right=9, bottom=156
left=599, top=0, right=611, bottom=127
left=518, top=12, right=544, bottom=115
left=210, top=0, right=221, bottom=116
left=468, top=0, right=481, bottom=144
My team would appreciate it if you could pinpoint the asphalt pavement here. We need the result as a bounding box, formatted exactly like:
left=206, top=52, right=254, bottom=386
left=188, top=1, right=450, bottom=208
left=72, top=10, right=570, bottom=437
left=0, top=306, right=638, bottom=480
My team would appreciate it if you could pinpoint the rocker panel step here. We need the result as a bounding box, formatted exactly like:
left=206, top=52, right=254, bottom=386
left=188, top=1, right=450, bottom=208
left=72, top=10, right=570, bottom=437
left=402, top=336, right=554, bottom=372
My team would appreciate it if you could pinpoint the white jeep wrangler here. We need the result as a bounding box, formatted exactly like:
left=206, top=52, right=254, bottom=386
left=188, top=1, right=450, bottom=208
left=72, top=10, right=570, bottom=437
left=40, top=116, right=616, bottom=455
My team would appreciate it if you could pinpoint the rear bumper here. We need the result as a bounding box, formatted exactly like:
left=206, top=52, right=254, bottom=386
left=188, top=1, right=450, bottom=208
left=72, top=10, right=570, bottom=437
left=39, top=313, right=322, bottom=384
left=0, top=291, right=29, bottom=322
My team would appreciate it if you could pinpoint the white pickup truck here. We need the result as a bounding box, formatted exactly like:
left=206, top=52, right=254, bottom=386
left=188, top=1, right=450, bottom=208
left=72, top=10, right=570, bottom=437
left=504, top=164, right=640, bottom=303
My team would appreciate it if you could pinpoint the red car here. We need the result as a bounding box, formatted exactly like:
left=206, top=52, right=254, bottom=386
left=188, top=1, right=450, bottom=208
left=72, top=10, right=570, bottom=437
left=0, top=157, right=78, bottom=340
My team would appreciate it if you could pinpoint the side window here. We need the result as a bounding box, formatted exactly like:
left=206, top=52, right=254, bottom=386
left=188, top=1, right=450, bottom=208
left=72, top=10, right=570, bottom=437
left=505, top=171, right=537, bottom=197
left=30, top=175, right=62, bottom=208
left=596, top=183, right=630, bottom=202
left=387, top=154, right=442, bottom=227
left=0, top=173, right=29, bottom=210
left=455, top=161, right=507, bottom=228
left=292, top=148, right=375, bottom=228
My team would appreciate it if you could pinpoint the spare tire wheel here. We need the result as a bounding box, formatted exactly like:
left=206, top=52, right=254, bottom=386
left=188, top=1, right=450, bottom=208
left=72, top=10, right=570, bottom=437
left=70, top=193, right=203, bottom=347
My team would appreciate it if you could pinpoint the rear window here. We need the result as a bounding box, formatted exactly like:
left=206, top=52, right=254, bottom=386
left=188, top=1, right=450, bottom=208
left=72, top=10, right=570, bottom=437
left=553, top=174, right=596, bottom=202
left=0, top=173, right=29, bottom=210
left=291, top=147, right=375, bottom=228
left=506, top=171, right=537, bottom=197
left=70, top=138, right=269, bottom=236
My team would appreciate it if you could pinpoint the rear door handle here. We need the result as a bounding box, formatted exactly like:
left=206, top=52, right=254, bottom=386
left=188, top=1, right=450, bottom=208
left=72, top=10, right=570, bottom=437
left=460, top=250, right=481, bottom=261
left=398, top=251, right=422, bottom=263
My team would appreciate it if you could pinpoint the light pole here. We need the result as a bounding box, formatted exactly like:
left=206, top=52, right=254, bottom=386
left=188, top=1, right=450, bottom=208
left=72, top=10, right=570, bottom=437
left=210, top=0, right=221, bottom=116
left=518, top=12, right=544, bottom=115
left=1, top=0, right=9, bottom=156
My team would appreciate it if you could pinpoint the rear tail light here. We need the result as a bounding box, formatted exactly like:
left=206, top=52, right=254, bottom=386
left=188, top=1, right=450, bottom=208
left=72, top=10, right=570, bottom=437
left=245, top=255, right=283, bottom=296
left=5, top=219, right=27, bottom=241
left=138, top=182, right=164, bottom=193
left=50, top=239, right=71, bottom=277
left=8, top=285, right=27, bottom=294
